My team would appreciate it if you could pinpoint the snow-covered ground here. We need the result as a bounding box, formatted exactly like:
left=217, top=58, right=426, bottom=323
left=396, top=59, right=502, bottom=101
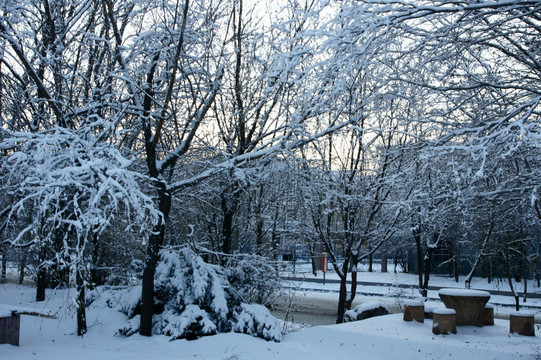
left=1, top=265, right=541, bottom=360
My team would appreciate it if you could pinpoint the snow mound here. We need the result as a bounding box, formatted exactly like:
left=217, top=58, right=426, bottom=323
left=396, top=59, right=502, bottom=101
left=344, top=301, right=389, bottom=322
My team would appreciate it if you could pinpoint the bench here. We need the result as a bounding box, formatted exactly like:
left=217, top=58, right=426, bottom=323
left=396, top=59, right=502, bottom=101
left=432, top=308, right=457, bottom=335
left=403, top=300, right=424, bottom=323
left=509, top=311, right=535, bottom=336
left=481, top=304, right=494, bottom=326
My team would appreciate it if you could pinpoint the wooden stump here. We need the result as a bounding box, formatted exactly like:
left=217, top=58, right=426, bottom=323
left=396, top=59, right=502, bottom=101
left=403, top=300, right=424, bottom=323
left=432, top=309, right=457, bottom=335
left=481, top=305, right=494, bottom=326
left=510, top=311, right=535, bottom=336
left=0, top=314, right=20, bottom=346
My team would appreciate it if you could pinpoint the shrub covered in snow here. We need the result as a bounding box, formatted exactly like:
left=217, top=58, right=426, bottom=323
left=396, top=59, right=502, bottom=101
left=225, top=254, right=281, bottom=307
left=233, top=303, right=282, bottom=342
left=114, top=247, right=281, bottom=341
left=344, top=301, right=389, bottom=322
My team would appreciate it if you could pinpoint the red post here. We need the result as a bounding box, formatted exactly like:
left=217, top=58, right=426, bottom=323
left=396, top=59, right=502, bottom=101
left=322, top=253, right=327, bottom=285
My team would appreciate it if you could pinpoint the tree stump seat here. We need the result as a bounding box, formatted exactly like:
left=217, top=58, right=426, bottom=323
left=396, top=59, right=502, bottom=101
left=481, top=304, right=494, bottom=326
left=403, top=300, right=424, bottom=323
left=509, top=311, right=535, bottom=336
left=0, top=312, right=20, bottom=346
left=432, top=308, right=457, bottom=335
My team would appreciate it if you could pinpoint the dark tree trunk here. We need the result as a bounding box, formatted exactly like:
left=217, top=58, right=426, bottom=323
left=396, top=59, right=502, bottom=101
left=255, top=184, right=266, bottom=256
left=336, top=275, right=348, bottom=324
left=336, top=258, right=357, bottom=324
left=18, top=254, right=26, bottom=285
left=422, top=248, right=434, bottom=298
left=36, top=246, right=47, bottom=301
left=453, top=246, right=460, bottom=283
left=1, top=249, right=6, bottom=283
left=310, top=242, right=318, bottom=276
left=221, top=182, right=239, bottom=257
left=221, top=200, right=234, bottom=256
left=381, top=253, right=388, bottom=273
left=76, top=268, right=87, bottom=336
left=414, top=230, right=424, bottom=295
left=504, top=239, right=520, bottom=311
left=336, top=258, right=349, bottom=324
left=139, top=187, right=171, bottom=337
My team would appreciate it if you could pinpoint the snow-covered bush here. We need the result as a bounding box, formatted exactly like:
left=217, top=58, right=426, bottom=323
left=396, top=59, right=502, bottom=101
left=116, top=247, right=281, bottom=341
left=158, top=306, right=218, bottom=340
left=233, top=303, right=282, bottom=342
left=225, top=254, right=281, bottom=307
left=151, top=248, right=231, bottom=339
left=344, top=301, right=389, bottom=322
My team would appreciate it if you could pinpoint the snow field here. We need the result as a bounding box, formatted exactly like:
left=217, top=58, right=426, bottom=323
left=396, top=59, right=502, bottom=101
left=1, top=282, right=540, bottom=360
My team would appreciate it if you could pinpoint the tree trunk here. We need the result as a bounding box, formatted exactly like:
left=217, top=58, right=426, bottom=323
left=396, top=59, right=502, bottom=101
left=504, top=239, right=520, bottom=311
left=18, top=254, right=26, bottom=285
left=76, top=268, right=87, bottom=336
left=336, top=275, right=348, bottom=324
left=1, top=249, right=6, bottom=283
left=221, top=200, right=235, bottom=256
left=453, top=251, right=459, bottom=283
left=422, top=248, right=434, bottom=298
left=414, top=230, right=424, bottom=295
left=221, top=181, right=239, bottom=257
left=336, top=259, right=349, bottom=324
left=523, top=275, right=527, bottom=303
left=381, top=253, right=388, bottom=273
left=139, top=187, right=171, bottom=337
left=36, top=246, right=47, bottom=301
left=336, top=258, right=358, bottom=324
left=465, top=223, right=492, bottom=289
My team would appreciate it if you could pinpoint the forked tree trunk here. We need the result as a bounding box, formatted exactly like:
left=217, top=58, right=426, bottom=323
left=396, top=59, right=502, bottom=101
left=336, top=258, right=358, bottom=324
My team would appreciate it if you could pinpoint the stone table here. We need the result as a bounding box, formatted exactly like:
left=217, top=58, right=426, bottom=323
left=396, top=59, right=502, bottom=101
left=438, top=288, right=491, bottom=327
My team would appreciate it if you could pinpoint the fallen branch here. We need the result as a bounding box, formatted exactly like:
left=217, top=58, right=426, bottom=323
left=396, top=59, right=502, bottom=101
left=12, top=310, right=57, bottom=319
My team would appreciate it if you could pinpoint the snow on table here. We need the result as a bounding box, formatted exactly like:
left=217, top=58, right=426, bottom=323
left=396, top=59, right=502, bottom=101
left=438, top=288, right=490, bottom=297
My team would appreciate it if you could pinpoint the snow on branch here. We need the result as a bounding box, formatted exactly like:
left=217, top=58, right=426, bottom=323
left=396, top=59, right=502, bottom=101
left=1, top=124, right=161, bottom=247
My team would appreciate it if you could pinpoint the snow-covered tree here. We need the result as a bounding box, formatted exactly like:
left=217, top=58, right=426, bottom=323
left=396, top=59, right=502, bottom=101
left=1, top=123, right=159, bottom=335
